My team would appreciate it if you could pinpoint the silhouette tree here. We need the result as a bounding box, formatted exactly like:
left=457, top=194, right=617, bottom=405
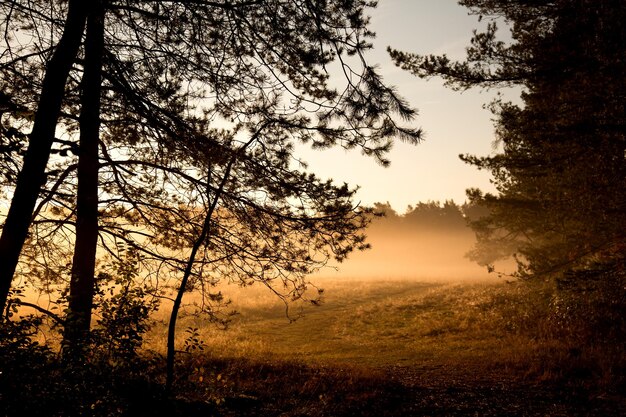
left=390, top=0, right=625, bottom=278
left=63, top=2, right=106, bottom=354
left=0, top=0, right=87, bottom=315
left=1, top=0, right=422, bottom=355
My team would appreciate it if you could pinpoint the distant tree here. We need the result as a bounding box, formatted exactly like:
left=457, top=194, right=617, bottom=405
left=1, top=0, right=422, bottom=357
left=389, top=0, right=626, bottom=278
left=366, top=200, right=470, bottom=239
left=403, top=200, right=466, bottom=231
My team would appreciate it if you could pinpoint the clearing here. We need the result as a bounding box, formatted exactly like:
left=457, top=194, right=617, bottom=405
left=140, top=278, right=626, bottom=416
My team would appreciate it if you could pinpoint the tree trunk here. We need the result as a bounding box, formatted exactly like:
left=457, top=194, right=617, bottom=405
left=0, top=0, right=87, bottom=314
left=166, top=171, right=215, bottom=393
left=63, top=3, right=105, bottom=355
left=166, top=159, right=236, bottom=392
left=165, top=137, right=256, bottom=392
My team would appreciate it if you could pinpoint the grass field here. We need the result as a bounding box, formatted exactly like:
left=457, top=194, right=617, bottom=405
left=150, top=279, right=503, bottom=365
left=146, top=277, right=615, bottom=382
left=4, top=277, right=625, bottom=416
left=136, top=278, right=624, bottom=416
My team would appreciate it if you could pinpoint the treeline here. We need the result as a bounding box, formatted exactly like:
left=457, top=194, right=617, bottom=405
left=369, top=200, right=486, bottom=233
left=331, top=200, right=492, bottom=280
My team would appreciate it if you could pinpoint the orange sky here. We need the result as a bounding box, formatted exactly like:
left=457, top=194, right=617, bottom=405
left=298, top=1, right=520, bottom=212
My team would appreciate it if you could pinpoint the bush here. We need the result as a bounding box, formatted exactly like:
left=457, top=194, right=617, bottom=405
left=483, top=257, right=626, bottom=388
left=552, top=258, right=626, bottom=345
left=91, top=248, right=160, bottom=365
left=0, top=250, right=164, bottom=416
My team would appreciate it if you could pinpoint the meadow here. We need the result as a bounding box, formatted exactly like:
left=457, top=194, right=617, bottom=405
left=151, top=278, right=521, bottom=367
left=3, top=275, right=625, bottom=416
left=4, top=214, right=624, bottom=416
left=138, top=277, right=624, bottom=416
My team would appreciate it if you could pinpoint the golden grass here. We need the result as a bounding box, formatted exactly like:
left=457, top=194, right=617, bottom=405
left=144, top=278, right=562, bottom=377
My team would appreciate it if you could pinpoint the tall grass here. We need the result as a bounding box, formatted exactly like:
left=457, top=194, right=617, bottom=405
left=3, top=276, right=623, bottom=416
left=144, top=277, right=624, bottom=389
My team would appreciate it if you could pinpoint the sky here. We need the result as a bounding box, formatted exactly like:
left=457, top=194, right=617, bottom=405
left=0, top=1, right=504, bottom=215
left=297, top=0, right=506, bottom=213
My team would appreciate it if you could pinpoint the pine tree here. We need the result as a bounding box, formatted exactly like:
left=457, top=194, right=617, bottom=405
left=1, top=0, right=422, bottom=356
left=0, top=0, right=87, bottom=315
left=390, top=0, right=625, bottom=278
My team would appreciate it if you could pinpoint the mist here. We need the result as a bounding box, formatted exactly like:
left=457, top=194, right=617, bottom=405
left=321, top=201, right=496, bottom=281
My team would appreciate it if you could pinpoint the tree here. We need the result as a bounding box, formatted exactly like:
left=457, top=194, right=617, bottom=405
left=1, top=0, right=422, bottom=356
left=64, top=2, right=105, bottom=353
left=389, top=0, right=626, bottom=279
left=0, top=0, right=87, bottom=314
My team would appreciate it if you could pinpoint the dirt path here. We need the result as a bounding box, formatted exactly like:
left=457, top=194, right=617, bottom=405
left=382, top=364, right=626, bottom=417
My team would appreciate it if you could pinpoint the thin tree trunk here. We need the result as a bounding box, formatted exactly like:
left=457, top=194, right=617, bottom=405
left=165, top=161, right=235, bottom=393
left=165, top=133, right=259, bottom=392
left=63, top=2, right=105, bottom=355
left=0, top=0, right=87, bottom=314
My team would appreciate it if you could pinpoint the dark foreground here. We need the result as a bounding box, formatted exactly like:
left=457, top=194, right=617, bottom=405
left=2, top=355, right=625, bottom=417
left=117, top=359, right=626, bottom=417
left=2, top=346, right=625, bottom=417
left=3, top=280, right=625, bottom=416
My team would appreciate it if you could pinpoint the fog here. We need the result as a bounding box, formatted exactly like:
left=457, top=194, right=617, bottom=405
left=318, top=202, right=503, bottom=282
left=327, top=231, right=489, bottom=281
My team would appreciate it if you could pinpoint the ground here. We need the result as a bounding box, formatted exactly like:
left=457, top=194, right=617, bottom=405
left=143, top=357, right=624, bottom=417
left=145, top=278, right=626, bottom=416
left=3, top=278, right=624, bottom=416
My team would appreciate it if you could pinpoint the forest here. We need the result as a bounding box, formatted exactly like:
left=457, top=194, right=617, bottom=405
left=0, top=1, right=624, bottom=416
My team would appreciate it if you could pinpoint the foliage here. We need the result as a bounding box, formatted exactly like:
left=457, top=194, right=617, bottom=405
left=551, top=258, right=626, bottom=345
left=0, top=316, right=58, bottom=417
left=0, top=268, right=164, bottom=416
left=0, top=328, right=165, bottom=417
left=370, top=200, right=469, bottom=232
left=0, top=0, right=423, bottom=355
left=91, top=248, right=160, bottom=363
left=0, top=310, right=51, bottom=366
left=389, top=1, right=626, bottom=363
left=389, top=0, right=626, bottom=279
left=182, top=326, right=207, bottom=353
